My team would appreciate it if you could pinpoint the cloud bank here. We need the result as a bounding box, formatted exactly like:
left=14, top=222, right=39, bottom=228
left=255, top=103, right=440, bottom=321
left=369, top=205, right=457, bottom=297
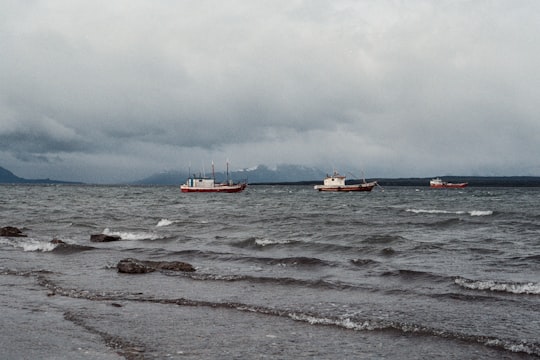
left=1, top=0, right=539, bottom=182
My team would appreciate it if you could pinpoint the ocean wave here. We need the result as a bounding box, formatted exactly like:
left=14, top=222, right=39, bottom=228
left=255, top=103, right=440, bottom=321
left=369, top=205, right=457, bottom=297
left=0, top=238, right=57, bottom=252
left=23, top=240, right=57, bottom=252
left=167, top=249, right=332, bottom=268
left=426, top=218, right=463, bottom=228
left=0, top=237, right=96, bottom=253
left=232, top=237, right=295, bottom=248
left=253, top=256, right=330, bottom=267
left=255, top=238, right=293, bottom=247
left=455, top=278, right=540, bottom=295
left=52, top=243, right=95, bottom=254
left=21, top=271, right=540, bottom=357
left=4, top=238, right=95, bottom=254
left=103, top=228, right=163, bottom=241
left=287, top=313, right=540, bottom=356
left=363, top=234, right=405, bottom=244
left=406, top=209, right=493, bottom=216
left=522, top=254, right=540, bottom=263
left=469, top=210, right=493, bottom=216
left=156, top=219, right=174, bottom=227
left=178, top=272, right=357, bottom=290
left=381, top=269, right=448, bottom=283
left=407, top=209, right=466, bottom=215
left=350, top=258, right=379, bottom=267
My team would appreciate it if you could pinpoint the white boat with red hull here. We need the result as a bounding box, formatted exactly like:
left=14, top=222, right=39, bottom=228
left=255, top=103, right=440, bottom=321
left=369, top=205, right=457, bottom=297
left=180, top=178, right=247, bottom=193
left=314, top=171, right=377, bottom=192
left=180, top=161, right=247, bottom=193
left=429, top=178, right=468, bottom=189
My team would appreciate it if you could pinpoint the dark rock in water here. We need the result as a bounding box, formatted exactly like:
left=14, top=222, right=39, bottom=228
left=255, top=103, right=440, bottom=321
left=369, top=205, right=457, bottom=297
left=117, top=258, right=195, bottom=274
left=90, top=234, right=121, bottom=242
left=151, top=261, right=196, bottom=272
left=0, top=226, right=27, bottom=237
left=50, top=238, right=95, bottom=253
left=117, top=258, right=155, bottom=274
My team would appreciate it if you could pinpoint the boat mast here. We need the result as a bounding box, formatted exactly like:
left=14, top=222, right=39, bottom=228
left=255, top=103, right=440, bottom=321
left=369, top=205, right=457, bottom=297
left=226, top=160, right=230, bottom=183
left=212, top=160, right=215, bottom=181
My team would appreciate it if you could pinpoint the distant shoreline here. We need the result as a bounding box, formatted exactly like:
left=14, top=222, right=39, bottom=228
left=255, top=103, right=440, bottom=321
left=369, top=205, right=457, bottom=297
left=3, top=165, right=540, bottom=186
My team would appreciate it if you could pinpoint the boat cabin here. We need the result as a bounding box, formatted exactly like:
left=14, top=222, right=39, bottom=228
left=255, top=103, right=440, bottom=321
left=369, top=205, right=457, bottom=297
left=323, top=172, right=346, bottom=186
left=186, top=177, right=215, bottom=188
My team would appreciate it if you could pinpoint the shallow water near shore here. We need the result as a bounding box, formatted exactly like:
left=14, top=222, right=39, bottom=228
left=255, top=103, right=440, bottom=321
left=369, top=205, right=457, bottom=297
left=1, top=184, right=539, bottom=359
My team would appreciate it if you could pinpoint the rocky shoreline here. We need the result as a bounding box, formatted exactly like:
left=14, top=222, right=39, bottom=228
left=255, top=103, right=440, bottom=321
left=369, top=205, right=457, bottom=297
left=1, top=226, right=196, bottom=275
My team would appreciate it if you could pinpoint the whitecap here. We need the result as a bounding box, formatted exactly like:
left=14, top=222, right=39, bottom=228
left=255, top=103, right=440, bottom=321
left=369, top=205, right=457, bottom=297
left=20, top=239, right=57, bottom=252
left=406, top=209, right=465, bottom=215
left=288, top=313, right=378, bottom=331
left=0, top=237, right=57, bottom=252
left=255, top=238, right=291, bottom=247
left=103, top=228, right=162, bottom=241
left=156, top=219, right=174, bottom=227
left=468, top=210, right=493, bottom=216
left=455, top=278, right=540, bottom=295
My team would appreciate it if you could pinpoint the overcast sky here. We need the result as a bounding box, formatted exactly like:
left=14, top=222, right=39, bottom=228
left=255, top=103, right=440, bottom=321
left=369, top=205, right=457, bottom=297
left=1, top=0, right=539, bottom=183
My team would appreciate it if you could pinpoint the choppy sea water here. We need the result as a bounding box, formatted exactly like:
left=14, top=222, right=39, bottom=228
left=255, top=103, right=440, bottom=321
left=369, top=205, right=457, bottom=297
left=1, top=184, right=539, bottom=359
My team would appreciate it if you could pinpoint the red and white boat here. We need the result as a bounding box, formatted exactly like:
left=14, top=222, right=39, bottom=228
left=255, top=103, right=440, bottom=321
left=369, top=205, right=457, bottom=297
left=180, top=177, right=247, bottom=193
left=180, top=161, right=247, bottom=193
left=429, top=178, right=468, bottom=189
left=314, top=171, right=377, bottom=192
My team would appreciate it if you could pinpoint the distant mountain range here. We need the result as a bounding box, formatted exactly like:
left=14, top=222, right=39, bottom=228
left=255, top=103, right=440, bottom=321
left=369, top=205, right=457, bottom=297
left=2, top=165, right=540, bottom=186
left=0, top=166, right=81, bottom=184
left=133, top=164, right=328, bottom=185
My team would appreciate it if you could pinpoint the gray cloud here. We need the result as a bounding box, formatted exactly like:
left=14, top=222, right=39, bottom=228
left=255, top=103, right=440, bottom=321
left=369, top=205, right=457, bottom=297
left=1, top=0, right=539, bottom=182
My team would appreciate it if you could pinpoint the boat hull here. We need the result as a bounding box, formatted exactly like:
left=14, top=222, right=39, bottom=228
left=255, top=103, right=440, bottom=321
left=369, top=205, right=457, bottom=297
left=314, top=182, right=376, bottom=192
left=180, top=183, right=247, bottom=193
left=430, top=183, right=468, bottom=189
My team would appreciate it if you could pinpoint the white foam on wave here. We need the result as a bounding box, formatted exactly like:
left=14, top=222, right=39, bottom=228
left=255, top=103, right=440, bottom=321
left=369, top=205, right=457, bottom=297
left=455, top=278, right=540, bottom=295
left=237, top=306, right=540, bottom=356
left=21, top=240, right=57, bottom=252
left=19, top=239, right=57, bottom=252
left=255, top=238, right=292, bottom=247
left=406, top=209, right=493, bottom=216
left=103, top=228, right=162, bottom=241
left=156, top=219, right=174, bottom=227
left=485, top=339, right=539, bottom=355
left=0, top=237, right=57, bottom=252
left=468, top=210, right=493, bottom=216
left=289, top=313, right=383, bottom=331
left=406, top=209, right=465, bottom=215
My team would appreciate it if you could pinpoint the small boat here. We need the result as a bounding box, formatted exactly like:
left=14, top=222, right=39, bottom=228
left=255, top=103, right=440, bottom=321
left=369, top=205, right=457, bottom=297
left=180, top=161, right=247, bottom=193
left=180, top=177, right=247, bottom=193
left=429, top=177, right=468, bottom=189
left=314, top=171, right=377, bottom=192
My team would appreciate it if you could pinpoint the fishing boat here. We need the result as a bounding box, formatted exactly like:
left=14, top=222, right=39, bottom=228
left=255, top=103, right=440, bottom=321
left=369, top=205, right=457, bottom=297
left=180, top=177, right=247, bottom=193
left=429, top=177, right=468, bottom=189
left=180, top=162, right=247, bottom=193
left=314, top=171, right=377, bottom=192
